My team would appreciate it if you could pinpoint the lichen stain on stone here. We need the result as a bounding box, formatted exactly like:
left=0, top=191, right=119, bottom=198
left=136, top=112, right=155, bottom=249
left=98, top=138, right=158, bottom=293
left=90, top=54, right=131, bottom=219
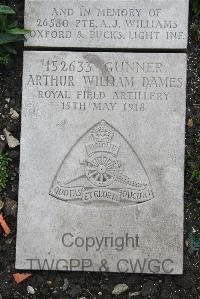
left=83, top=53, right=111, bottom=78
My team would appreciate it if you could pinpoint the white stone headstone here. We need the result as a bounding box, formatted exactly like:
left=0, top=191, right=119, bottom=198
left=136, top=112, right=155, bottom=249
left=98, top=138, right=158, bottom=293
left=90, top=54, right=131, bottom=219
left=16, top=51, right=186, bottom=274
left=25, top=0, right=189, bottom=49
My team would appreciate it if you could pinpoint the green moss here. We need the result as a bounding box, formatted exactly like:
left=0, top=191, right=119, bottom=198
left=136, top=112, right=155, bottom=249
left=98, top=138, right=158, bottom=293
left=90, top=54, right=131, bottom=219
left=195, top=132, right=200, bottom=146
left=187, top=154, right=200, bottom=183
left=0, top=153, right=11, bottom=191
left=186, top=132, right=200, bottom=195
left=191, top=0, right=200, bottom=17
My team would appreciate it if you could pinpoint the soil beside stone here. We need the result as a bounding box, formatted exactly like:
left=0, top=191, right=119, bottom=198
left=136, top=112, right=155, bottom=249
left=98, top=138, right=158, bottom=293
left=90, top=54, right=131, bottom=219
left=0, top=0, right=200, bottom=298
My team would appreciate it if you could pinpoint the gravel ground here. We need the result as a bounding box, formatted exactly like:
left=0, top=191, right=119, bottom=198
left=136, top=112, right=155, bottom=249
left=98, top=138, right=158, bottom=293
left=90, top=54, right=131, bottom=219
left=0, top=0, right=200, bottom=298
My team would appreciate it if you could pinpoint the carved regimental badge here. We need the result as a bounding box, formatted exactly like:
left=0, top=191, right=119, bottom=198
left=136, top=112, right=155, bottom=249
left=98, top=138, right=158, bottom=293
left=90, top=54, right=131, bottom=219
left=49, top=120, right=154, bottom=205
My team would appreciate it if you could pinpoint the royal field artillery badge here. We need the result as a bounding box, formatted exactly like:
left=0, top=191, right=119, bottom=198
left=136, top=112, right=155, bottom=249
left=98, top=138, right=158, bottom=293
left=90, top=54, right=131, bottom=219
left=49, top=120, right=154, bottom=206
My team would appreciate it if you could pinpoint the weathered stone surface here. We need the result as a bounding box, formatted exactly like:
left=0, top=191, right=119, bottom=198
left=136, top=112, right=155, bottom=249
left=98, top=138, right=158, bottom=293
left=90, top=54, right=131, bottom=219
left=3, top=128, right=20, bottom=148
left=112, top=283, right=129, bottom=295
left=25, top=0, right=189, bottom=49
left=9, top=108, right=20, bottom=120
left=16, top=51, right=186, bottom=274
left=27, top=285, right=35, bottom=295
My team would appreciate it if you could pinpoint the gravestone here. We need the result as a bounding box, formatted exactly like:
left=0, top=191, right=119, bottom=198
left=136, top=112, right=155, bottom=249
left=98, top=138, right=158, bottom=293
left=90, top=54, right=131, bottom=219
left=24, top=0, right=189, bottom=49
left=16, top=51, right=186, bottom=273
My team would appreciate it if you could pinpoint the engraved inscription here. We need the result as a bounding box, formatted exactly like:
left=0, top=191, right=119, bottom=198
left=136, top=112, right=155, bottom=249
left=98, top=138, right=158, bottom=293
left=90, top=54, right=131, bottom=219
left=25, top=53, right=184, bottom=115
left=25, top=0, right=189, bottom=49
